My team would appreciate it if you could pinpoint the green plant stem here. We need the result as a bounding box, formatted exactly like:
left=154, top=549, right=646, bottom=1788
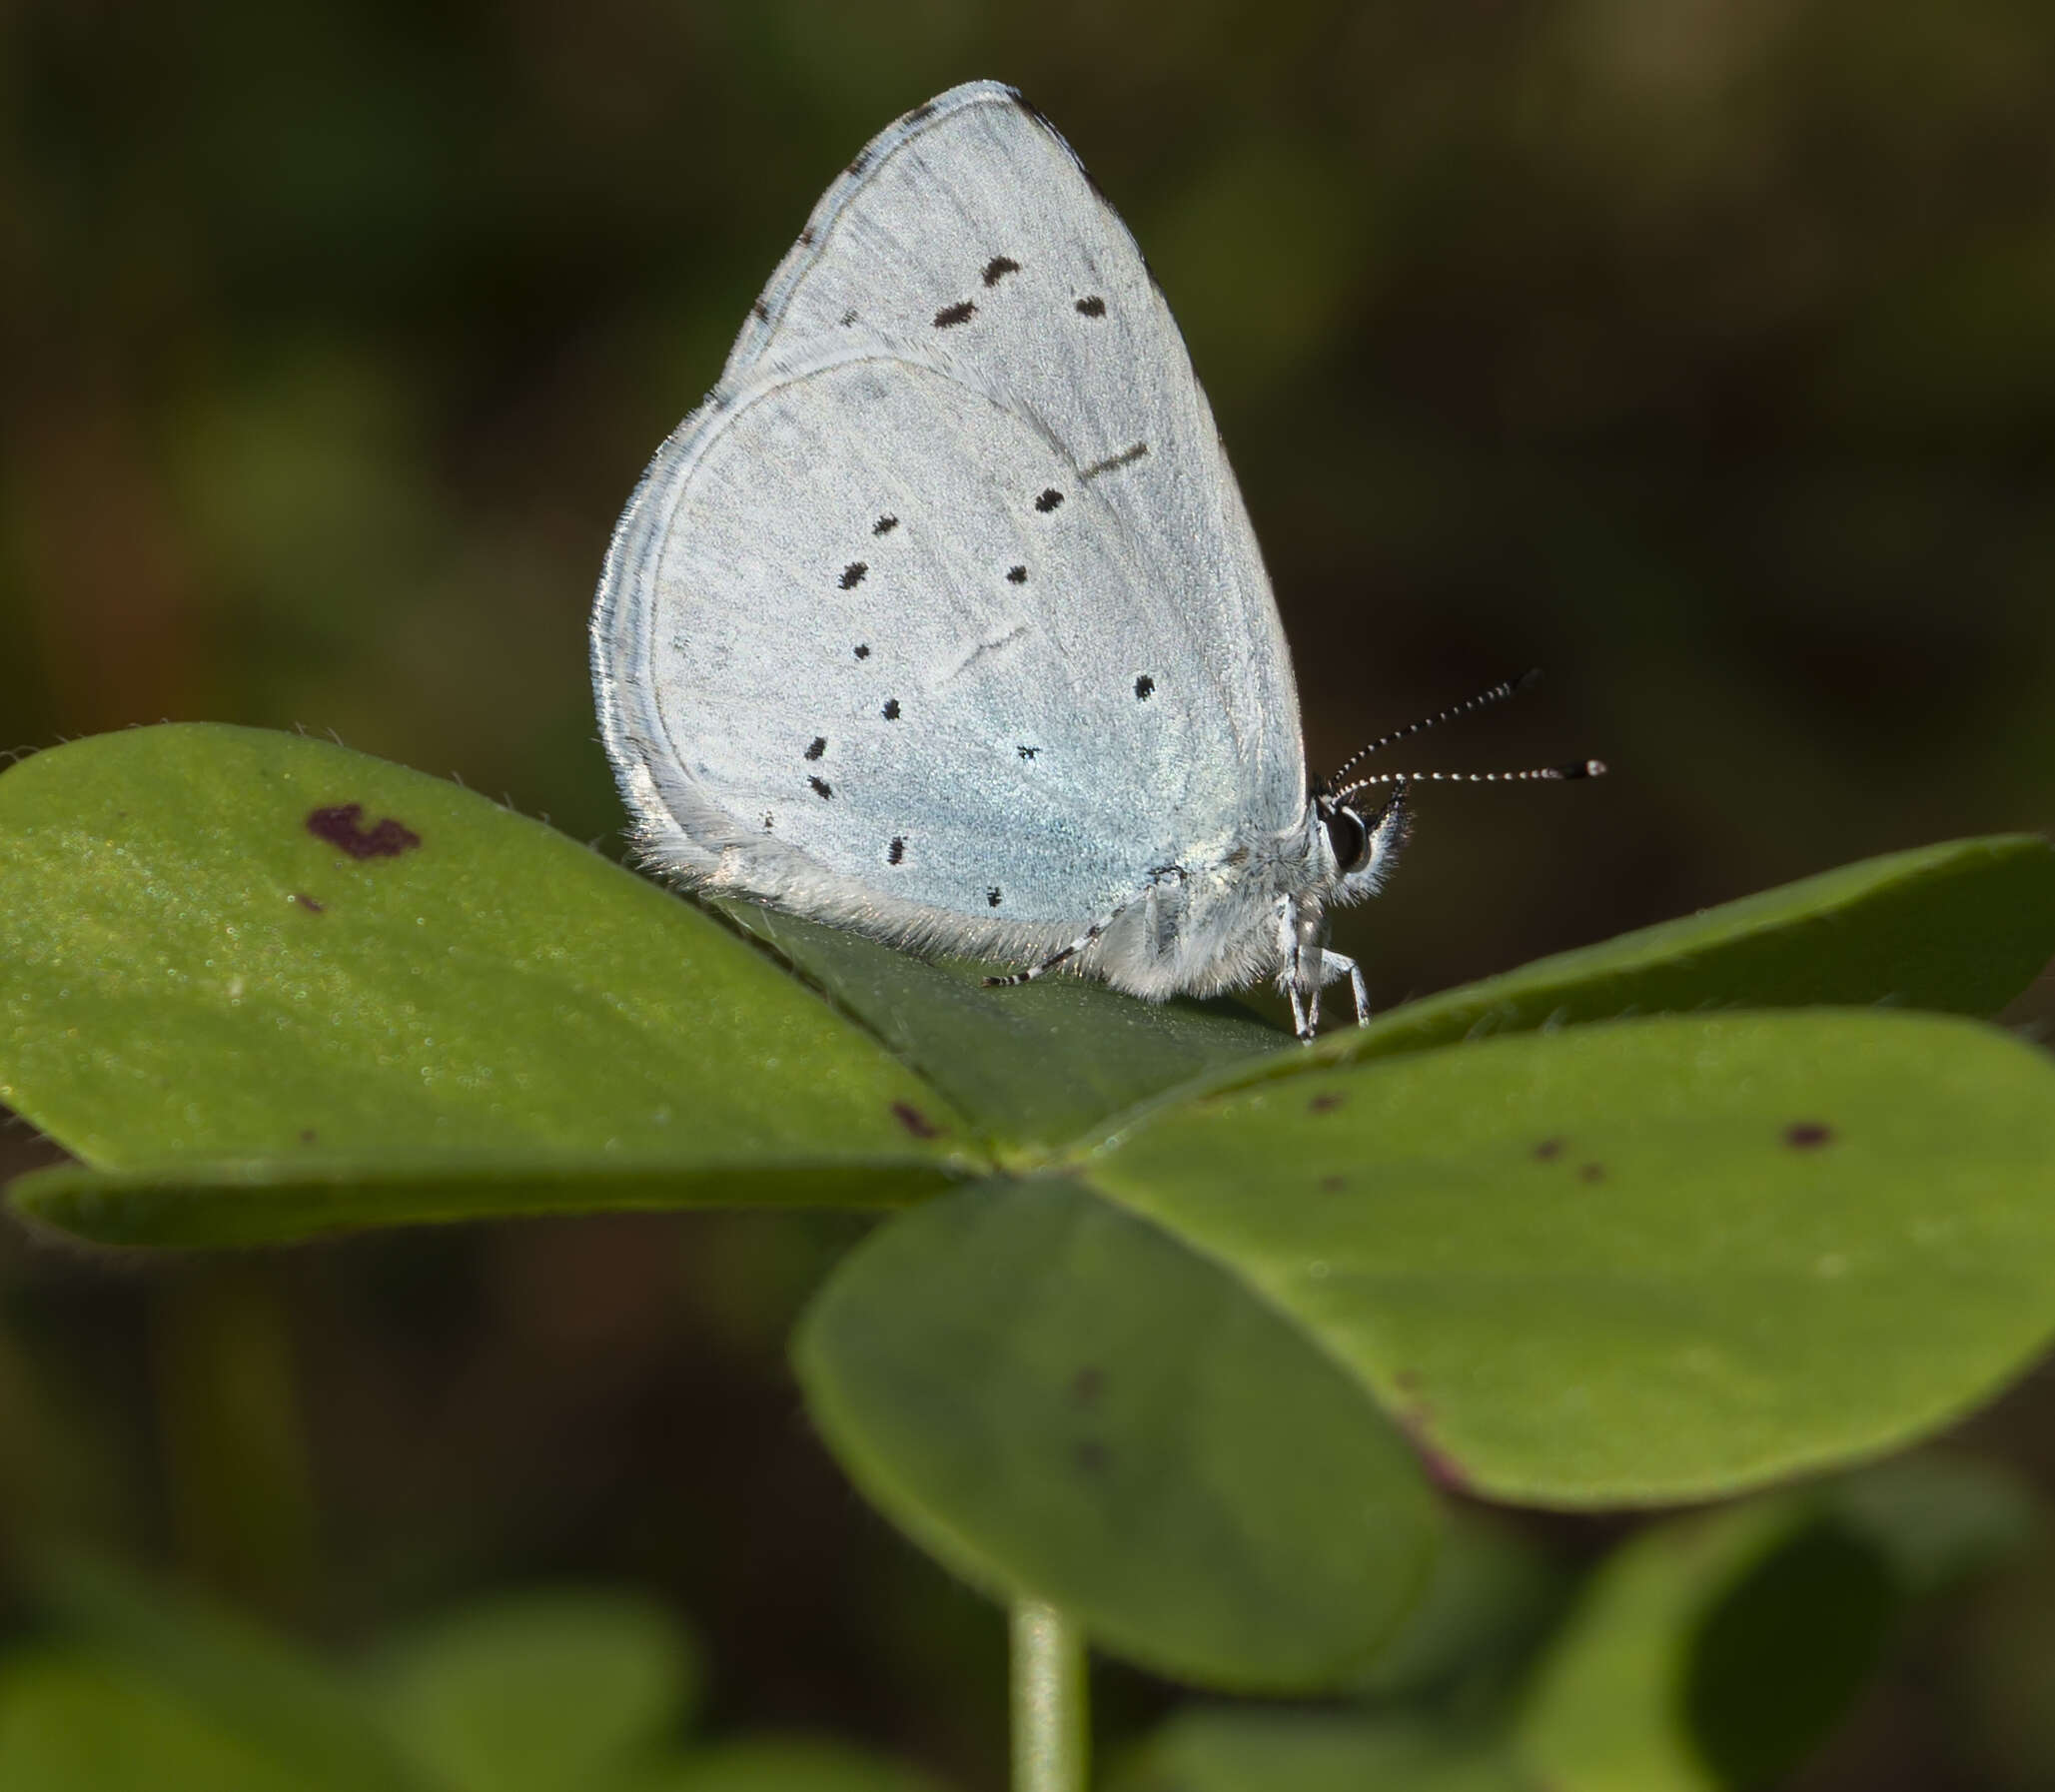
left=1011, top=1597, right=1088, bottom=1792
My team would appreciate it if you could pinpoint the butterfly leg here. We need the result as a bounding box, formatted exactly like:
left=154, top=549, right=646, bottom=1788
left=1279, top=901, right=1369, bottom=1039
left=1277, top=896, right=1319, bottom=1041
left=1317, top=948, right=1372, bottom=1027
left=982, top=903, right=1128, bottom=989
left=1139, top=864, right=1187, bottom=965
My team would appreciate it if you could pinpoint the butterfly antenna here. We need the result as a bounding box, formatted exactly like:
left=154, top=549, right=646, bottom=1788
left=1322, top=669, right=1541, bottom=790
left=1333, top=759, right=1605, bottom=805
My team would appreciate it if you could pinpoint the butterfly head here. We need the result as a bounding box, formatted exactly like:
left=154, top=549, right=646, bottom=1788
left=1309, top=670, right=1605, bottom=902
left=1312, top=779, right=1410, bottom=901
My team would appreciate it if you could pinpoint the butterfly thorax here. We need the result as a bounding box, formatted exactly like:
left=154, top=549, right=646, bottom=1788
left=1080, top=793, right=1396, bottom=1002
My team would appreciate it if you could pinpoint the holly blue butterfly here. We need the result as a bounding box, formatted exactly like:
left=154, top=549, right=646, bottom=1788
left=591, top=81, right=1599, bottom=1039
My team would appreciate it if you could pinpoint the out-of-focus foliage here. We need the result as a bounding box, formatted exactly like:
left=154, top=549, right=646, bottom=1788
left=0, top=1560, right=947, bottom=1792
left=1102, top=1458, right=2035, bottom=1792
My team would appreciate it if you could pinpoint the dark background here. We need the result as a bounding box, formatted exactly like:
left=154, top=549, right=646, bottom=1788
left=4, top=1, right=2055, bottom=1785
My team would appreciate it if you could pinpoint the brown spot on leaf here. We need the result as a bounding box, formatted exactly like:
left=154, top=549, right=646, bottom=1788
left=890, top=1102, right=942, bottom=1140
left=1074, top=1439, right=1108, bottom=1473
left=1785, top=1122, right=1835, bottom=1150
left=290, top=892, right=325, bottom=913
left=1534, top=1137, right=1564, bottom=1161
left=1319, top=1173, right=1347, bottom=1193
left=1308, top=1091, right=1344, bottom=1114
left=307, top=803, right=422, bottom=860
left=298, top=1128, right=317, bottom=1145
left=1579, top=1163, right=1606, bottom=1183
left=1071, top=1366, right=1104, bottom=1406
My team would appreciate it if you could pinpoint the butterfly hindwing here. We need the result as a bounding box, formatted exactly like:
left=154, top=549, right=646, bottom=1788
left=604, top=341, right=1242, bottom=943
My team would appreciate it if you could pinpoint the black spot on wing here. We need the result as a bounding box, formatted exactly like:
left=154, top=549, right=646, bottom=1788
left=1006, top=564, right=1027, bottom=583
left=882, top=698, right=901, bottom=720
left=839, top=561, right=868, bottom=589
left=751, top=299, right=770, bottom=322
left=982, top=255, right=1021, bottom=286
left=1017, top=745, right=1038, bottom=759
left=810, top=776, right=833, bottom=799
left=805, top=737, right=826, bottom=760
left=1135, top=675, right=1155, bottom=700
left=839, top=308, right=858, bottom=327
left=934, top=300, right=976, bottom=328
left=798, top=227, right=815, bottom=247
left=847, top=147, right=873, bottom=178
left=987, top=887, right=1003, bottom=907
left=1074, top=295, right=1106, bottom=317
left=872, top=514, right=898, bottom=534
left=853, top=642, right=870, bottom=659
left=1034, top=487, right=1064, bottom=512
left=887, top=836, right=905, bottom=864
left=905, top=101, right=936, bottom=124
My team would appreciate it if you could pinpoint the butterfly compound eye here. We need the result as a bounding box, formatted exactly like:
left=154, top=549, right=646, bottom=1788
left=1324, top=803, right=1370, bottom=873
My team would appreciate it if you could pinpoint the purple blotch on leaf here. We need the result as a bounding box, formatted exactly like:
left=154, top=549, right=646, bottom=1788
left=307, top=803, right=422, bottom=860
left=890, top=1101, right=942, bottom=1140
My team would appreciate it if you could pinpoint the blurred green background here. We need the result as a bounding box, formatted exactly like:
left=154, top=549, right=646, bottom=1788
left=4, top=0, right=2054, bottom=1785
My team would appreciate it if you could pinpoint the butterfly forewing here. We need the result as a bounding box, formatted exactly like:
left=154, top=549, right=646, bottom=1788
left=597, top=80, right=1309, bottom=950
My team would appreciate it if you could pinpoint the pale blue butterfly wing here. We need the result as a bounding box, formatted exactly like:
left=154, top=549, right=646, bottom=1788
left=594, top=81, right=1308, bottom=962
